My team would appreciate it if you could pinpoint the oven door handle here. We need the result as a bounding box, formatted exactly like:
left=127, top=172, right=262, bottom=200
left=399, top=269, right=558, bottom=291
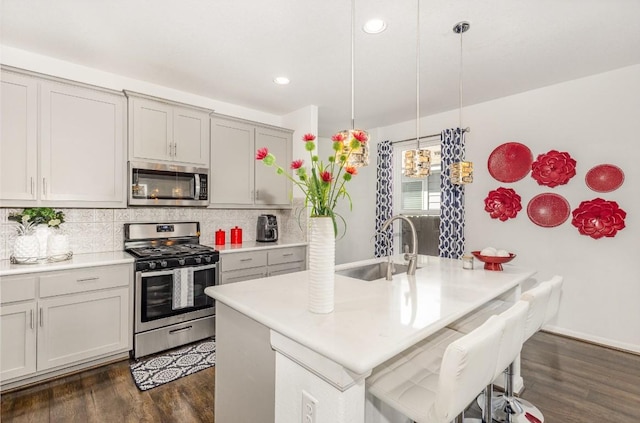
left=138, top=263, right=217, bottom=278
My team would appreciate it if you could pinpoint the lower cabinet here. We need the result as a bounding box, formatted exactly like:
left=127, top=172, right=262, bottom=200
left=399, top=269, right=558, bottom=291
left=220, top=246, right=307, bottom=284
left=0, top=264, right=133, bottom=388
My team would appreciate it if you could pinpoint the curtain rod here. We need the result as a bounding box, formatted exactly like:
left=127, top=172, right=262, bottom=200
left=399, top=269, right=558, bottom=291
left=391, top=127, right=471, bottom=144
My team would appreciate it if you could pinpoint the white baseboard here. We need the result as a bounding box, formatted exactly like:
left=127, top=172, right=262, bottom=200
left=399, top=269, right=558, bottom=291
left=542, top=324, right=640, bottom=355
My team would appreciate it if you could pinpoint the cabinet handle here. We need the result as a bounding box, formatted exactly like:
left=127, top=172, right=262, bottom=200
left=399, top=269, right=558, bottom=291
left=255, top=189, right=260, bottom=200
left=30, top=309, right=34, bottom=329
left=282, top=253, right=294, bottom=257
left=169, top=325, right=192, bottom=335
left=239, top=258, right=253, bottom=262
left=174, top=142, right=177, bottom=157
left=77, top=277, right=100, bottom=283
left=42, top=178, right=47, bottom=196
left=39, top=308, right=43, bottom=328
left=30, top=177, right=34, bottom=195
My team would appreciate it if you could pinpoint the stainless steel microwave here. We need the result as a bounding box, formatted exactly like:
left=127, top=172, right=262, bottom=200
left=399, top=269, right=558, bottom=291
left=129, top=161, right=208, bottom=206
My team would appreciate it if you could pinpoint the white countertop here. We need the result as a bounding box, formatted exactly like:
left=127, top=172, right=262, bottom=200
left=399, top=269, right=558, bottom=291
left=205, top=255, right=535, bottom=375
left=0, top=251, right=134, bottom=276
left=206, top=239, right=307, bottom=254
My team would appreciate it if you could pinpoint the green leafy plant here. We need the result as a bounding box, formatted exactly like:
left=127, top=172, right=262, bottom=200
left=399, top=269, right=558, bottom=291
left=8, top=208, right=66, bottom=233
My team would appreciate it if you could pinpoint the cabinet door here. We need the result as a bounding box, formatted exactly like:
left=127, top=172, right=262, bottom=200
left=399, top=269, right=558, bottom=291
left=174, top=107, right=210, bottom=166
left=37, top=287, right=130, bottom=371
left=0, top=302, right=37, bottom=381
left=40, top=81, right=126, bottom=207
left=210, top=117, right=255, bottom=205
left=0, top=72, right=38, bottom=204
left=255, top=126, right=292, bottom=206
left=130, top=97, right=173, bottom=162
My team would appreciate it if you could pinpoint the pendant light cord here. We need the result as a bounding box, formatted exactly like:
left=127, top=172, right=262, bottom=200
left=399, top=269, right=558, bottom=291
left=416, top=0, right=421, bottom=149
left=351, top=0, right=355, bottom=130
left=459, top=23, right=463, bottom=136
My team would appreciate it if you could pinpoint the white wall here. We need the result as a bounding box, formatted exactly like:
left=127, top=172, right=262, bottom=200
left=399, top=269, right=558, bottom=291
left=350, top=65, right=640, bottom=352
left=282, top=105, right=319, bottom=200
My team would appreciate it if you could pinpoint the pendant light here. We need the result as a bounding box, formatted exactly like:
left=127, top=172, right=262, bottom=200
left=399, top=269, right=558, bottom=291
left=450, top=21, right=473, bottom=185
left=340, top=0, right=369, bottom=167
left=404, top=0, right=431, bottom=178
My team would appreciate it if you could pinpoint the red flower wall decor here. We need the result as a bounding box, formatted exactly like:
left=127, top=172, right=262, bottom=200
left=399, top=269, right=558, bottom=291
left=531, top=150, right=577, bottom=187
left=571, top=198, right=627, bottom=239
left=484, top=187, right=522, bottom=221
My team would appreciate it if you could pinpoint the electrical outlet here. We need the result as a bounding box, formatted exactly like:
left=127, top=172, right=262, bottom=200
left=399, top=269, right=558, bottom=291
left=301, top=390, right=318, bottom=423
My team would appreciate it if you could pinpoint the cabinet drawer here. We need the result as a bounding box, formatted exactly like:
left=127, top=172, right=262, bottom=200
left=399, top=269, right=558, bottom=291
left=220, top=267, right=268, bottom=285
left=39, top=264, right=132, bottom=298
left=267, top=247, right=306, bottom=266
left=222, top=251, right=267, bottom=272
left=268, top=261, right=305, bottom=277
left=0, top=275, right=37, bottom=304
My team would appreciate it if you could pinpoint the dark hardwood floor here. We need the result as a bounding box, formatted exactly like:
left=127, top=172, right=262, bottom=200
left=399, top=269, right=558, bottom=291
left=2, top=331, right=639, bottom=422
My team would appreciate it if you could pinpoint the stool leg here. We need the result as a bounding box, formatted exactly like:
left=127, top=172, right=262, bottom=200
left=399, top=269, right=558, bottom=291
left=493, top=362, right=544, bottom=423
left=483, top=384, right=493, bottom=423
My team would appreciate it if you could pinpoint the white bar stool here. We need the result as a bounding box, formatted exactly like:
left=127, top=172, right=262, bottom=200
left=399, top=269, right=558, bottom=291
left=465, top=300, right=529, bottom=423
left=492, top=276, right=563, bottom=423
left=366, top=316, right=505, bottom=423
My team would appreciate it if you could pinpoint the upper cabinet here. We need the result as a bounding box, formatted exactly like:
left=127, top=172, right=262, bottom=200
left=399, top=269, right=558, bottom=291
left=126, top=92, right=211, bottom=167
left=0, top=68, right=127, bottom=208
left=210, top=114, right=293, bottom=208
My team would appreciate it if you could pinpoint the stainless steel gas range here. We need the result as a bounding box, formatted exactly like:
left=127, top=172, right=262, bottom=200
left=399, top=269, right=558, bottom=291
left=124, top=222, right=219, bottom=359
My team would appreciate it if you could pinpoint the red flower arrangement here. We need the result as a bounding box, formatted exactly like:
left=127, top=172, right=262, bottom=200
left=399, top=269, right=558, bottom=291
left=571, top=198, right=627, bottom=239
left=531, top=150, right=577, bottom=187
left=256, top=132, right=367, bottom=233
left=484, top=187, right=523, bottom=221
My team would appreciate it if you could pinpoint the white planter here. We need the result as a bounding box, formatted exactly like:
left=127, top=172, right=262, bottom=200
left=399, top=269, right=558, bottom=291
left=34, top=224, right=51, bottom=258
left=308, top=216, right=335, bottom=314
left=48, top=233, right=70, bottom=256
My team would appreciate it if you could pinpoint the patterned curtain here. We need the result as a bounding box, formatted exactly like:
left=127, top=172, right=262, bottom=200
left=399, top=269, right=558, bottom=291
left=439, top=128, right=466, bottom=259
left=375, top=140, right=393, bottom=257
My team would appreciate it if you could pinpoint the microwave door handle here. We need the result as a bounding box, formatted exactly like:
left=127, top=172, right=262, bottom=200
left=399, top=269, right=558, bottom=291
left=194, top=174, right=201, bottom=199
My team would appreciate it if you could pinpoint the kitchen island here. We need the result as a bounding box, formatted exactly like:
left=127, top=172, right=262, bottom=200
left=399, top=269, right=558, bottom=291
left=204, top=255, right=536, bottom=423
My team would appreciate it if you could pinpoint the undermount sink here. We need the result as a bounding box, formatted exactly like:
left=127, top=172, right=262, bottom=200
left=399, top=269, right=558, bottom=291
left=335, top=262, right=411, bottom=281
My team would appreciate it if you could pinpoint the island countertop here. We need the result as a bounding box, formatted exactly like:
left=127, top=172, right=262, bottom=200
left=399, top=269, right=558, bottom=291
left=205, top=255, right=536, bottom=375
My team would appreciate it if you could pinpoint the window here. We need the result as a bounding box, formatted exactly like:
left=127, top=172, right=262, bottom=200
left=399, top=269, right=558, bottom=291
left=393, top=142, right=441, bottom=215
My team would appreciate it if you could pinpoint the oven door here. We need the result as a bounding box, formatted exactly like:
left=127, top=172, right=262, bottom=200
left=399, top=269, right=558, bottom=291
left=135, top=263, right=218, bottom=333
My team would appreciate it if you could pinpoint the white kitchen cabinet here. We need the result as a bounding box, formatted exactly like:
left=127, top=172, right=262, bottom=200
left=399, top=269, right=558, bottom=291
left=210, top=114, right=293, bottom=208
left=0, top=263, right=133, bottom=388
left=219, top=246, right=306, bottom=284
left=0, top=67, right=127, bottom=208
left=0, top=71, right=38, bottom=203
left=0, top=302, right=37, bottom=381
left=127, top=92, right=211, bottom=167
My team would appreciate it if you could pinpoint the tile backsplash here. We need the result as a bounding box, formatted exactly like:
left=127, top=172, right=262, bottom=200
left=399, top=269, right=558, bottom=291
left=0, top=201, right=307, bottom=260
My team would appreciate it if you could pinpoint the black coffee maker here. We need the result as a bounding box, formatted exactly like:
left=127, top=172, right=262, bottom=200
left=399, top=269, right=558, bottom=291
left=256, top=214, right=278, bottom=242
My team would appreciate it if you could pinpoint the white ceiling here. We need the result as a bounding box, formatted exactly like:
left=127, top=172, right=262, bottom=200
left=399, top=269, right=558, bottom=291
left=2, top=0, right=640, bottom=136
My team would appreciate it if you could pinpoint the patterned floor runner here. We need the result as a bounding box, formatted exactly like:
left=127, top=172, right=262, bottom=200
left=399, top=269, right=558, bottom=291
left=130, top=339, right=216, bottom=391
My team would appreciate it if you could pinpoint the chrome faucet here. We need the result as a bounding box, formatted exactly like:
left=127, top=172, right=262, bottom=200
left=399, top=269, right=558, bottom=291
left=380, top=215, right=418, bottom=276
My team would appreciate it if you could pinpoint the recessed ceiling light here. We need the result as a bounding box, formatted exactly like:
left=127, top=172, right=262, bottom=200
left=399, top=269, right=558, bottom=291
left=273, top=76, right=290, bottom=85
left=363, top=19, right=387, bottom=34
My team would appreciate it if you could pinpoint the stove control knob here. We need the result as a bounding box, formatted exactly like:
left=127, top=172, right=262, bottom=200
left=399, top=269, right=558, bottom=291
left=178, top=258, right=186, bottom=266
left=148, top=262, right=157, bottom=270
left=160, top=260, right=168, bottom=268
left=204, top=255, right=212, bottom=263
left=194, top=256, right=202, bottom=264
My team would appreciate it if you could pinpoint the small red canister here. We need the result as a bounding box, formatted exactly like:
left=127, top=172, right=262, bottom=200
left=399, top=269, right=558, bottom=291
left=230, top=226, right=242, bottom=244
left=215, top=229, right=226, bottom=246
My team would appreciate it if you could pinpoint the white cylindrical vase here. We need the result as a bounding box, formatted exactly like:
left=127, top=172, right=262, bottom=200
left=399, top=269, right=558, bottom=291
left=308, top=216, right=336, bottom=314
left=34, top=224, right=50, bottom=258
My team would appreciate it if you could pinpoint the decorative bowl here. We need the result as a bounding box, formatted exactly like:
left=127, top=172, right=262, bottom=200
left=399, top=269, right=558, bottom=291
left=471, top=251, right=516, bottom=271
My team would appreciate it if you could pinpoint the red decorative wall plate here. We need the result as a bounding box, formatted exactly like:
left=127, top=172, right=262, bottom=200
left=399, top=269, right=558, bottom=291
left=526, top=193, right=571, bottom=227
left=585, top=164, right=625, bottom=192
left=488, top=142, right=533, bottom=183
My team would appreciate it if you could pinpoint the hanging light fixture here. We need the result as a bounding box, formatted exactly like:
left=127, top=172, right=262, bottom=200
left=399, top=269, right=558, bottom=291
left=450, top=21, right=474, bottom=185
left=339, top=0, right=369, bottom=167
left=404, top=0, right=431, bottom=178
